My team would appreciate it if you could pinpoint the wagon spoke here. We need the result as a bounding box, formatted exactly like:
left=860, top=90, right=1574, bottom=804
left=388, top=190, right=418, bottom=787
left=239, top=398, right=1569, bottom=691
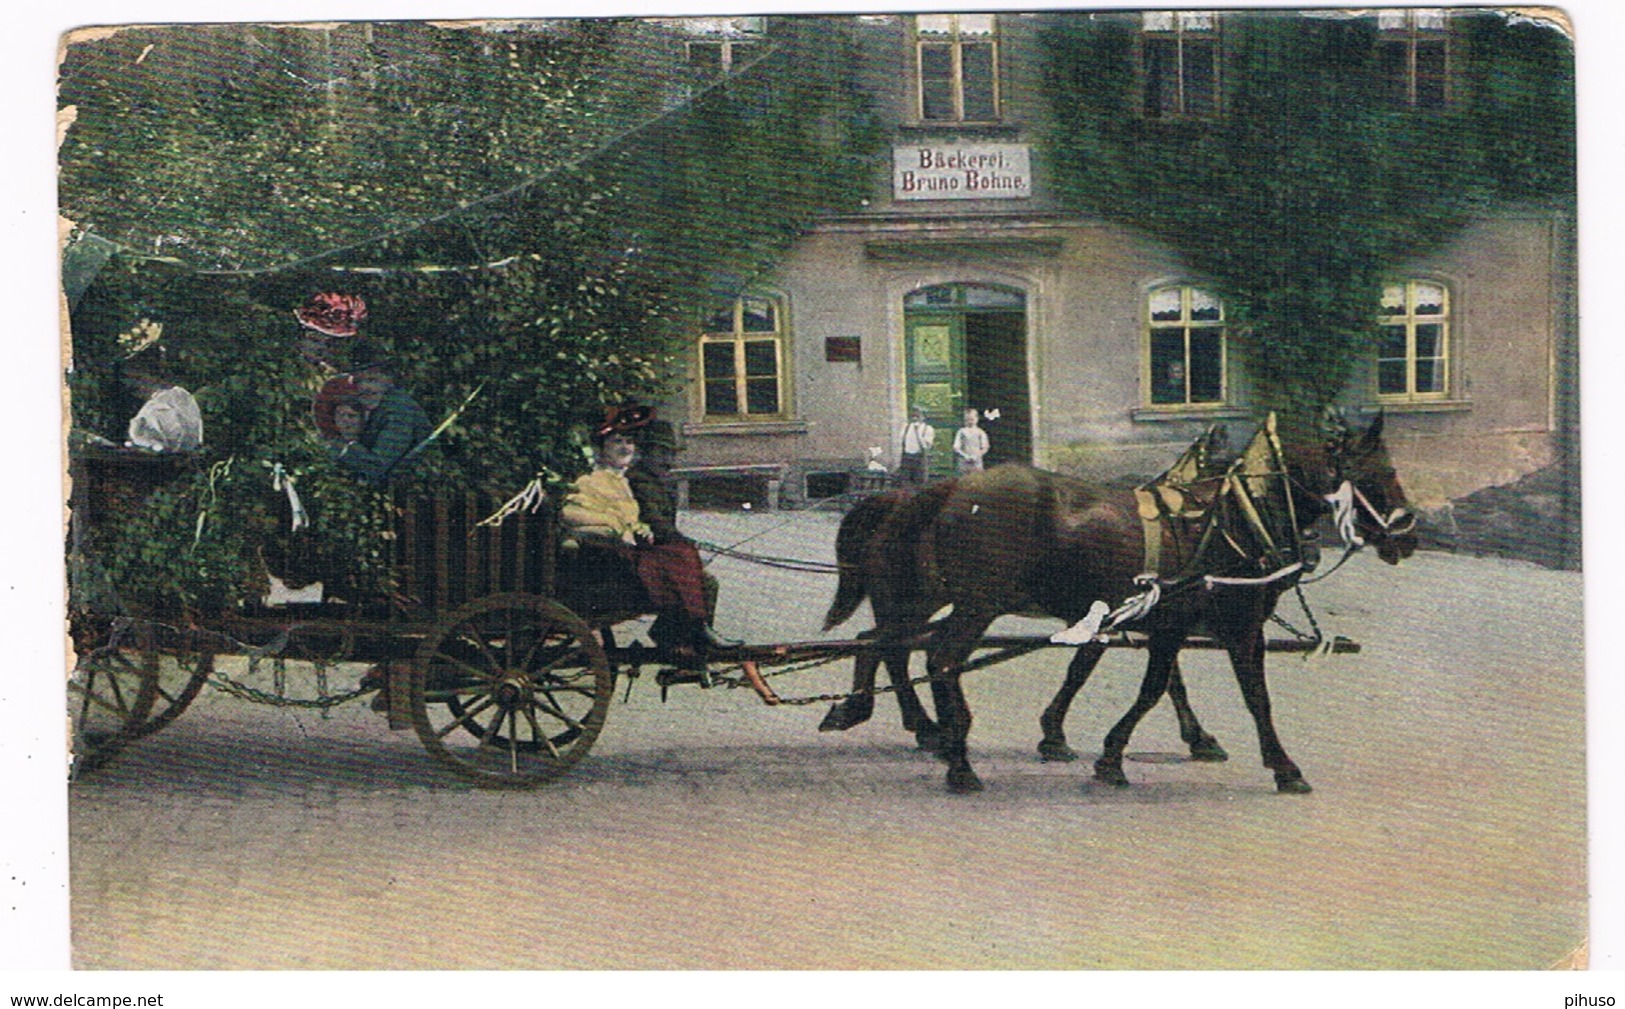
left=523, top=706, right=563, bottom=759
left=461, top=623, right=505, bottom=677
left=433, top=649, right=503, bottom=684
left=435, top=693, right=499, bottom=740
left=529, top=695, right=585, bottom=733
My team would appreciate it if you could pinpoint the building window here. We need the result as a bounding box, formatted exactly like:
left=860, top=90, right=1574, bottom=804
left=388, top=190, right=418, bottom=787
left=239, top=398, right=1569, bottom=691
left=679, top=16, right=764, bottom=87
left=915, top=14, right=999, bottom=123
left=1378, top=280, right=1450, bottom=400
left=1142, top=11, right=1218, bottom=119
left=1146, top=286, right=1226, bottom=406
left=700, top=294, right=786, bottom=419
left=1376, top=8, right=1449, bottom=108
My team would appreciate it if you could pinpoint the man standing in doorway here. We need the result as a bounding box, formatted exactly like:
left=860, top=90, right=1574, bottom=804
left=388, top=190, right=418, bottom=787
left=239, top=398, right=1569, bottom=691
left=899, top=406, right=936, bottom=486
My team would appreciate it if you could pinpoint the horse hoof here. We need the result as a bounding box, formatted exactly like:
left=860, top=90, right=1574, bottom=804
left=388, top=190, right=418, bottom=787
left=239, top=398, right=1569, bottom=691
left=818, top=703, right=867, bottom=733
left=1093, top=762, right=1129, bottom=788
left=947, top=767, right=984, bottom=793
left=1188, top=737, right=1229, bottom=762
left=1038, top=739, right=1079, bottom=763
left=1275, top=773, right=1313, bottom=794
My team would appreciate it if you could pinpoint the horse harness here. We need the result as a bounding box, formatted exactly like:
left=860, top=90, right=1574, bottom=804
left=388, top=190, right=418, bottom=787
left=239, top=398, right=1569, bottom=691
left=1054, top=414, right=1337, bottom=645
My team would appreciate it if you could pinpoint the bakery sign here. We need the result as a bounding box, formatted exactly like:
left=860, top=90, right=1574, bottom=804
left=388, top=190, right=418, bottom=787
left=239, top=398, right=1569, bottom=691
left=893, top=143, right=1032, bottom=201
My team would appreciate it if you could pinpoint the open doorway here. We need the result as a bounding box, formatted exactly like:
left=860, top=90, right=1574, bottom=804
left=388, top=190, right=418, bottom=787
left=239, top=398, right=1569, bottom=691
left=904, top=283, right=1030, bottom=477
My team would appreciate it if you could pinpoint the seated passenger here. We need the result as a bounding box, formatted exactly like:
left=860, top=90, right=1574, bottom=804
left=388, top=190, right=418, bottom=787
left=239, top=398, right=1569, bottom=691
left=562, top=406, right=741, bottom=656
left=326, top=341, right=432, bottom=485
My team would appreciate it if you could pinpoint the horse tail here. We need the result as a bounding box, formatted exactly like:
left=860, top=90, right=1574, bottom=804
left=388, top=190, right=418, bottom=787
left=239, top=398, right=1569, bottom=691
left=824, top=492, right=896, bottom=630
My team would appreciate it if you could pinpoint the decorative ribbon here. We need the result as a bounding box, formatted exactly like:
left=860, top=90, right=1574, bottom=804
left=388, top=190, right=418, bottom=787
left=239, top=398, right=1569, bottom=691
left=265, top=461, right=309, bottom=532
left=477, top=472, right=550, bottom=529
left=1325, top=480, right=1416, bottom=550
left=192, top=457, right=234, bottom=550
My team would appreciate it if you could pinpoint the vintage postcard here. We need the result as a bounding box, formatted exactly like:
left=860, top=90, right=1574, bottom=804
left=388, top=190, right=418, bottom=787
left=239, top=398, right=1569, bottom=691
left=23, top=0, right=1605, bottom=995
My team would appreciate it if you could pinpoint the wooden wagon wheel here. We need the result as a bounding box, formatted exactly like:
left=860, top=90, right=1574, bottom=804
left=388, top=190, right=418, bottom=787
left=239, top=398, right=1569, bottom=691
left=69, top=619, right=159, bottom=774
left=410, top=593, right=613, bottom=787
left=69, top=620, right=217, bottom=775
left=129, top=629, right=215, bottom=741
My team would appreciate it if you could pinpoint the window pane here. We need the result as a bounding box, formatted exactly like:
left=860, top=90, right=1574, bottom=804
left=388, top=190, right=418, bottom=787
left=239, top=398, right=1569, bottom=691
left=908, top=285, right=956, bottom=307
left=1149, top=288, right=1183, bottom=322
left=961, top=42, right=997, bottom=120
left=1143, top=11, right=1175, bottom=32
left=1189, top=289, right=1222, bottom=321
left=919, top=44, right=955, bottom=120
left=962, top=285, right=1024, bottom=308
left=1415, top=41, right=1447, bottom=107
left=740, top=297, right=776, bottom=332
left=1376, top=43, right=1409, bottom=103
left=1144, top=38, right=1178, bottom=116
left=1189, top=328, right=1223, bottom=402
left=916, top=14, right=954, bottom=36
left=1183, top=39, right=1216, bottom=114
left=1381, top=284, right=1406, bottom=315
left=726, top=41, right=758, bottom=72
left=1415, top=9, right=1447, bottom=31
left=704, top=304, right=735, bottom=332
left=1379, top=325, right=1408, bottom=359
left=1378, top=360, right=1408, bottom=395
left=1414, top=323, right=1444, bottom=360
left=704, top=381, right=738, bottom=415
left=1378, top=10, right=1408, bottom=31
left=1180, top=11, right=1215, bottom=32
left=743, top=339, right=778, bottom=378
left=1413, top=283, right=1445, bottom=315
left=1150, top=331, right=1187, bottom=404
left=957, top=14, right=996, bottom=36
left=746, top=378, right=780, bottom=415
left=688, top=42, right=723, bottom=80
left=702, top=342, right=737, bottom=381
left=1416, top=359, right=1446, bottom=394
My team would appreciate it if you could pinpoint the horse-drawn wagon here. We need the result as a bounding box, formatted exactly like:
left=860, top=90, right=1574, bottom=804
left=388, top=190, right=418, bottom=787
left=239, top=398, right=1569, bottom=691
left=67, top=410, right=1416, bottom=793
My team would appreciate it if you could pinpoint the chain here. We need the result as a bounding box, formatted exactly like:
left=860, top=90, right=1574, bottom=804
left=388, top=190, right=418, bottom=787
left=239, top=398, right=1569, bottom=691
left=1267, top=584, right=1325, bottom=644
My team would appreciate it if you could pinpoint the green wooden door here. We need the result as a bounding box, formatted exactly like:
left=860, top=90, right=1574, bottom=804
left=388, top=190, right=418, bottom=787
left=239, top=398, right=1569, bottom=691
left=904, top=312, right=965, bottom=479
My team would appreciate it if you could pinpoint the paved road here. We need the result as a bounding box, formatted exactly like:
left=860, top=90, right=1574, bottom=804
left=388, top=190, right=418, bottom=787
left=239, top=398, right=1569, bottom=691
left=66, top=509, right=1587, bottom=970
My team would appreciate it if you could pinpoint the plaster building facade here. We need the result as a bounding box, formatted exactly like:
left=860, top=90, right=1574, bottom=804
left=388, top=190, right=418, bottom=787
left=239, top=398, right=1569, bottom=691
left=649, top=12, right=1574, bottom=519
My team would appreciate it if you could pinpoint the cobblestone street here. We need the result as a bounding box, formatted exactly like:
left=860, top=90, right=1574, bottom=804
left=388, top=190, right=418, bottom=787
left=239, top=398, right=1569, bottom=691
left=62, top=510, right=1588, bottom=971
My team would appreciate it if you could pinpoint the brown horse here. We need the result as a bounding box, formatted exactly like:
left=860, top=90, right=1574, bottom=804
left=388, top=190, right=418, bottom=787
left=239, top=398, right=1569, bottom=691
left=822, top=412, right=1416, bottom=793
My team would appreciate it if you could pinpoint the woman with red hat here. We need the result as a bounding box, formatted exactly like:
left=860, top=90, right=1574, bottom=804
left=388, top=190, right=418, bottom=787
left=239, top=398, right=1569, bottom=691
left=561, top=405, right=742, bottom=657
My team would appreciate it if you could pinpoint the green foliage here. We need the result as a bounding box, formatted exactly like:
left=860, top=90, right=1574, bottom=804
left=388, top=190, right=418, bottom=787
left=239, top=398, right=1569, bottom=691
left=60, top=17, right=880, bottom=611
left=1039, top=10, right=1574, bottom=438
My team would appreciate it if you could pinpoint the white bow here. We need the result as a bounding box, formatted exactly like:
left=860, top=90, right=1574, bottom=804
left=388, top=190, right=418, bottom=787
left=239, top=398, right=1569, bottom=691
left=266, top=461, right=309, bottom=533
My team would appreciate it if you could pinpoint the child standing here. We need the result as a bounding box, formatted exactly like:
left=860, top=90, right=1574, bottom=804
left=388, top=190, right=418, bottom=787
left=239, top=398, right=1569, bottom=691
left=953, top=408, right=990, bottom=474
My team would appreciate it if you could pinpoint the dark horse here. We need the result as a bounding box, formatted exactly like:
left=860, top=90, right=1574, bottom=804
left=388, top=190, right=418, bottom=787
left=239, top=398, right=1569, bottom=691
left=821, top=412, right=1416, bottom=793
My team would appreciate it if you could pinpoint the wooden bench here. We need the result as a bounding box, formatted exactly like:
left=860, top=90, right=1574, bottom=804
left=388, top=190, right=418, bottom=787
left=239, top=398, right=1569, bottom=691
left=670, top=463, right=788, bottom=511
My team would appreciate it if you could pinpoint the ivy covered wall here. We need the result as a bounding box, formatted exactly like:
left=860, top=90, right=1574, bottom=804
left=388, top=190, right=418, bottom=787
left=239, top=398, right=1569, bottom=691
left=1037, top=9, right=1575, bottom=440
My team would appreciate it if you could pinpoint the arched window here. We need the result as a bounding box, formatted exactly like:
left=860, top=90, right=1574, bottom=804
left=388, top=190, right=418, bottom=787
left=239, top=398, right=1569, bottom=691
left=699, top=294, right=787, bottom=419
left=1146, top=285, right=1226, bottom=406
left=1378, top=279, right=1450, bottom=400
